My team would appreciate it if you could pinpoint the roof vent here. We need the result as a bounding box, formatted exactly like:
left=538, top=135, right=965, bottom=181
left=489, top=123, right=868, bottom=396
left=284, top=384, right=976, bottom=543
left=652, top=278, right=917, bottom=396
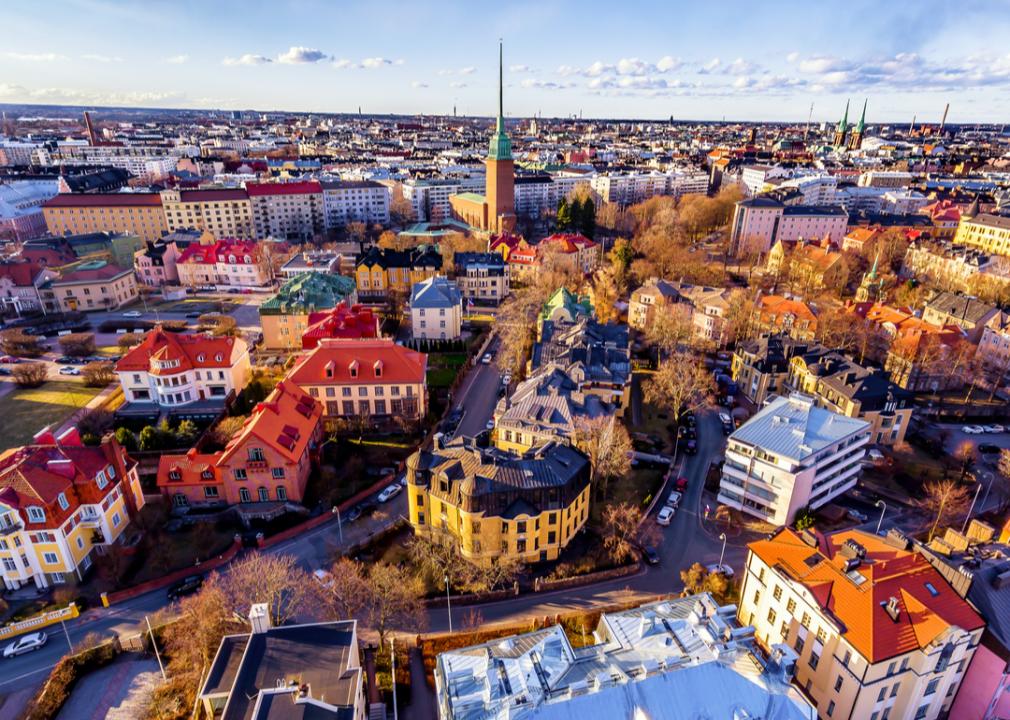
left=882, top=596, right=901, bottom=623
left=840, top=539, right=867, bottom=560
left=882, top=528, right=911, bottom=551
left=800, top=529, right=819, bottom=547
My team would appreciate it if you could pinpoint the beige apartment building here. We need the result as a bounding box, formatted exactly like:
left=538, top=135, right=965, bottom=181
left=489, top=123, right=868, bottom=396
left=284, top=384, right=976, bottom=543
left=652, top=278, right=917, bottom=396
left=739, top=528, right=984, bottom=720
left=45, top=260, right=139, bottom=312
left=160, top=188, right=254, bottom=238
left=953, top=209, right=1010, bottom=258
left=42, top=193, right=168, bottom=243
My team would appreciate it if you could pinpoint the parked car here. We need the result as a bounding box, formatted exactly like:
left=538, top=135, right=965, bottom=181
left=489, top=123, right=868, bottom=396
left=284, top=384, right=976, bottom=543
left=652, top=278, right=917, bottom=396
left=481, top=353, right=493, bottom=365
left=962, top=425, right=985, bottom=434
left=685, top=439, right=698, bottom=455
left=675, top=476, right=689, bottom=491
left=312, top=569, right=335, bottom=588
left=485, top=419, right=495, bottom=430
left=377, top=484, right=402, bottom=503
left=718, top=412, right=731, bottom=425
left=656, top=506, right=675, bottom=526
left=721, top=421, right=733, bottom=436
left=706, top=563, right=734, bottom=578
left=0, top=367, right=10, bottom=376
left=983, top=425, right=1005, bottom=434
left=167, top=575, right=203, bottom=601
left=122, top=310, right=143, bottom=318
left=665, top=490, right=682, bottom=508
left=978, top=443, right=1001, bottom=454
left=58, top=366, right=80, bottom=376
left=847, top=509, right=868, bottom=522
left=185, top=311, right=202, bottom=319
left=345, top=502, right=376, bottom=523
left=0, top=356, right=20, bottom=364
left=641, top=546, right=660, bottom=565
left=2, top=631, right=47, bottom=658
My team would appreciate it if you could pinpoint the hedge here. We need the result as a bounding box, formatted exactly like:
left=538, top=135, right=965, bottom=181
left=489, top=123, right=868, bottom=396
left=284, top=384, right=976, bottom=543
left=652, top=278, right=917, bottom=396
left=24, top=639, right=120, bottom=720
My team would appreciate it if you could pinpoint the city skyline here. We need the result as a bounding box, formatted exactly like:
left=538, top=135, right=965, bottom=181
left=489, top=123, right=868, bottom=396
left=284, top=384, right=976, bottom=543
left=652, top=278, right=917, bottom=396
left=2, top=0, right=1010, bottom=122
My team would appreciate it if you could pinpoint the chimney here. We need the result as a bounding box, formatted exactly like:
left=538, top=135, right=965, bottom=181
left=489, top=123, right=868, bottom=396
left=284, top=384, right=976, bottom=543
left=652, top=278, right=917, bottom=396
left=33, top=426, right=57, bottom=445
left=249, top=603, right=271, bottom=634
left=47, top=458, right=76, bottom=479
left=883, top=596, right=901, bottom=622
left=432, top=432, right=444, bottom=450
left=56, top=427, right=82, bottom=447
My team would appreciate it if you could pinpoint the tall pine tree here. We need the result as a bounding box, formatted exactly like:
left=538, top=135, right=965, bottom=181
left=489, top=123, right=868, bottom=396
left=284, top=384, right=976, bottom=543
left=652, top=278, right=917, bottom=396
left=556, top=197, right=572, bottom=231
left=579, top=196, right=596, bottom=239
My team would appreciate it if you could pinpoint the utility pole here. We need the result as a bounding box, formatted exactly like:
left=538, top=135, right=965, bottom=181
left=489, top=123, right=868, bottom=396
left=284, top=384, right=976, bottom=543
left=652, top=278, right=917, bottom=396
left=390, top=637, right=399, bottom=720
left=147, top=615, right=167, bottom=680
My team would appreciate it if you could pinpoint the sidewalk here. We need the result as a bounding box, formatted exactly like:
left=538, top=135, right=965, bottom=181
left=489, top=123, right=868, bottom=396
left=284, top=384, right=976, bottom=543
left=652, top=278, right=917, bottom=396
left=55, top=383, right=118, bottom=436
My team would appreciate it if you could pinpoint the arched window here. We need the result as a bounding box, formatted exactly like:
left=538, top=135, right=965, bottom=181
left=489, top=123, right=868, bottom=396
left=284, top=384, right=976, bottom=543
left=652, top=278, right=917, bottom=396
left=276, top=486, right=288, bottom=502
left=238, top=487, right=251, bottom=503
left=257, top=487, right=269, bottom=502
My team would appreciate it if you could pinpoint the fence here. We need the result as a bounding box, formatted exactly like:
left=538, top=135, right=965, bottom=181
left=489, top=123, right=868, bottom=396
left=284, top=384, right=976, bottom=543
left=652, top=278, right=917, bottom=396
left=0, top=602, right=79, bottom=642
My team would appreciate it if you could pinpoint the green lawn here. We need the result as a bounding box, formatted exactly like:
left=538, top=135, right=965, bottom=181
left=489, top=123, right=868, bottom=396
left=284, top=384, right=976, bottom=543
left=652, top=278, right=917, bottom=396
left=0, top=381, right=103, bottom=450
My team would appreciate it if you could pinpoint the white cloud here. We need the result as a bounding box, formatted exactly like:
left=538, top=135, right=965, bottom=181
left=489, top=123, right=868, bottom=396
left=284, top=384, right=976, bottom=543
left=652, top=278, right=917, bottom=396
left=521, top=78, right=575, bottom=89
left=5, top=52, right=64, bottom=62
left=799, top=55, right=852, bottom=74
left=223, top=54, right=272, bottom=66
left=9, top=85, right=184, bottom=105
left=361, top=57, right=392, bottom=68
left=449, top=81, right=467, bottom=88
left=726, top=58, right=756, bottom=75
left=585, top=61, right=614, bottom=77
left=165, top=54, right=189, bottom=64
left=556, top=64, right=581, bottom=77
left=277, top=46, right=328, bottom=64
left=656, top=56, right=682, bottom=72
left=458, top=66, right=476, bottom=75
left=509, top=64, right=531, bottom=73
left=82, top=53, right=123, bottom=63
left=699, top=57, right=721, bottom=74
left=411, top=81, right=428, bottom=88
left=333, top=58, right=357, bottom=69
left=786, top=51, right=800, bottom=63
left=0, top=83, right=28, bottom=97
left=393, top=58, right=405, bottom=66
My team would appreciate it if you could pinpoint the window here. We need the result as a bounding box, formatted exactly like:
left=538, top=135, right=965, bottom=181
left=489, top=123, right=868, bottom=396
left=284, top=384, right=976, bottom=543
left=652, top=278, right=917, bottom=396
left=773, top=585, right=783, bottom=601
left=887, top=662, right=896, bottom=676
left=234, top=468, right=247, bottom=480
left=827, top=701, right=835, bottom=717
left=925, top=678, right=939, bottom=696
left=27, top=506, right=45, bottom=523
left=257, top=487, right=269, bottom=502
left=248, top=448, right=265, bottom=462
left=271, top=467, right=285, bottom=479
left=276, top=486, right=287, bottom=501
left=787, top=598, right=796, bottom=614
left=239, top=487, right=251, bottom=503
left=842, top=649, right=852, bottom=667
left=834, top=676, right=843, bottom=692
left=57, top=493, right=69, bottom=511
left=767, top=608, right=777, bottom=624
left=112, top=512, right=121, bottom=527
left=204, top=486, right=219, bottom=499
left=890, top=683, right=899, bottom=698
left=43, top=552, right=59, bottom=565
left=914, top=706, right=929, bottom=720
left=754, top=589, right=761, bottom=605
left=809, top=650, right=820, bottom=670
left=96, top=471, right=108, bottom=490
left=801, top=612, right=811, bottom=628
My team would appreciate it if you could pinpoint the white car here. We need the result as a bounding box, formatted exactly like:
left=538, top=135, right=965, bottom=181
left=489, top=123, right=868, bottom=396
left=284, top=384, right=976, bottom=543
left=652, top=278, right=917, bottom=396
left=983, top=425, right=1005, bottom=434
left=121, top=310, right=143, bottom=318
left=485, top=419, right=495, bottom=430
left=962, top=426, right=984, bottom=435
left=58, top=366, right=80, bottom=376
left=481, top=353, right=493, bottom=365
left=706, top=563, right=735, bottom=578
left=312, top=569, right=334, bottom=588
left=656, top=506, right=675, bottom=526
left=665, top=490, right=682, bottom=508
left=2, top=631, right=47, bottom=658
left=377, top=484, right=402, bottom=503
left=718, top=412, right=731, bottom=425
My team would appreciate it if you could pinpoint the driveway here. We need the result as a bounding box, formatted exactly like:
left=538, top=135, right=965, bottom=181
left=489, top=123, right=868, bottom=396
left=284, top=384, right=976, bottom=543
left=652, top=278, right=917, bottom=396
left=55, top=656, right=160, bottom=720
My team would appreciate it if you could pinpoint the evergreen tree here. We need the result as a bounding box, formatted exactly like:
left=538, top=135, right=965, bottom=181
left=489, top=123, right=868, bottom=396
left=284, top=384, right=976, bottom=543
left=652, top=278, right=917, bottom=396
left=568, top=197, right=583, bottom=232
left=579, top=196, right=596, bottom=239
left=556, top=197, right=572, bottom=231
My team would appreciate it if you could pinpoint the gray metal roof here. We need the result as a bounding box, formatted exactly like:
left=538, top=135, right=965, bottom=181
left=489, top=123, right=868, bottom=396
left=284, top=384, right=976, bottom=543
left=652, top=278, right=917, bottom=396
left=411, top=275, right=462, bottom=309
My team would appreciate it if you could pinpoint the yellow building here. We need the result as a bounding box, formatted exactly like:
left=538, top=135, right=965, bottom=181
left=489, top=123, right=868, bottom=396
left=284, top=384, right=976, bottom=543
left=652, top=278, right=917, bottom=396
left=160, top=188, right=254, bottom=238
left=739, top=528, right=984, bottom=720
left=42, top=193, right=168, bottom=243
left=786, top=350, right=914, bottom=446
left=45, top=259, right=139, bottom=312
left=354, top=245, right=441, bottom=299
left=953, top=209, right=1010, bottom=257
left=406, top=437, right=590, bottom=566
left=0, top=428, right=145, bottom=590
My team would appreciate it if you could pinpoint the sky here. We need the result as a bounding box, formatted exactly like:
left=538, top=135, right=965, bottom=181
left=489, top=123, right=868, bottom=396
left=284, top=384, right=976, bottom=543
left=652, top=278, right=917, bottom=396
left=2, top=0, right=1010, bottom=123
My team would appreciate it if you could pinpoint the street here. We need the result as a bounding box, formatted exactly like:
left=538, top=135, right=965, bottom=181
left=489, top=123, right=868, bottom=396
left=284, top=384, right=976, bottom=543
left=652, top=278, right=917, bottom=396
left=451, top=336, right=501, bottom=438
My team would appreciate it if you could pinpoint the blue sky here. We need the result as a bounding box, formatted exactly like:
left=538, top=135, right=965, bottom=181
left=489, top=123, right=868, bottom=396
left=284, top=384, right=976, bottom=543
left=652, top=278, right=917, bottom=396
left=2, top=0, right=1010, bottom=122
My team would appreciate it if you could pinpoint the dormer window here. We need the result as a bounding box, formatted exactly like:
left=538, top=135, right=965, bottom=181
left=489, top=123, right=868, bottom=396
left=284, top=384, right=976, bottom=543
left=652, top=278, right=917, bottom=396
left=374, top=360, right=383, bottom=378
left=57, top=493, right=69, bottom=511
left=228, top=254, right=236, bottom=263
left=107, top=465, right=115, bottom=480
left=168, top=470, right=181, bottom=481
left=201, top=470, right=214, bottom=480
left=27, top=506, right=45, bottom=523
left=197, top=354, right=206, bottom=363
left=325, top=361, right=335, bottom=379
left=349, top=360, right=359, bottom=379
left=215, top=353, right=223, bottom=362
left=243, top=255, right=252, bottom=263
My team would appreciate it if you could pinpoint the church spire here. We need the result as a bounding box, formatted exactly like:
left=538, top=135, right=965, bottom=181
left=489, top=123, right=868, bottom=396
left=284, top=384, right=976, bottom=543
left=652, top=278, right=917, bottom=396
left=837, top=99, right=850, bottom=133
left=488, top=39, right=512, bottom=161
left=856, top=98, right=867, bottom=133
left=868, top=247, right=880, bottom=280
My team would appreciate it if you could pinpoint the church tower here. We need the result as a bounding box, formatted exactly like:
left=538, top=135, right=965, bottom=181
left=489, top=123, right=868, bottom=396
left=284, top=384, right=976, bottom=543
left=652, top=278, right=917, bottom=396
left=848, top=99, right=867, bottom=151
left=833, top=100, right=850, bottom=149
left=855, top=249, right=883, bottom=303
left=485, top=41, right=516, bottom=234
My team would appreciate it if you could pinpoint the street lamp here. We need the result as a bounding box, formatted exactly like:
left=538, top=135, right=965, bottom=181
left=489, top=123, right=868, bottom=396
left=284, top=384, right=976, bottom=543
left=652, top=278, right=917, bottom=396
left=875, top=500, right=887, bottom=535
left=980, top=471, right=995, bottom=513
left=718, top=533, right=727, bottom=572
left=331, top=506, right=343, bottom=543
left=962, top=483, right=983, bottom=534
left=445, top=575, right=453, bottom=632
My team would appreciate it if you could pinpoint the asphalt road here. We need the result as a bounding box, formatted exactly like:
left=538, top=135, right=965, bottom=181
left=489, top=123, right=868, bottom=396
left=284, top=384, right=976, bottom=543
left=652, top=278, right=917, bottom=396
left=452, top=337, right=501, bottom=438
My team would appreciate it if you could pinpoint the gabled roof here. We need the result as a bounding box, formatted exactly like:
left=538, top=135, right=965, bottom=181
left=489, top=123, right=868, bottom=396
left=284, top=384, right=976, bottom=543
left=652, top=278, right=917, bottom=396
left=356, top=245, right=441, bottom=270
left=749, top=528, right=984, bottom=663
left=219, top=380, right=321, bottom=466
left=539, top=233, right=598, bottom=253
left=302, top=302, right=379, bottom=347
left=178, top=239, right=261, bottom=266
left=411, top=275, right=461, bottom=309
left=116, top=328, right=247, bottom=373
left=288, top=339, right=427, bottom=386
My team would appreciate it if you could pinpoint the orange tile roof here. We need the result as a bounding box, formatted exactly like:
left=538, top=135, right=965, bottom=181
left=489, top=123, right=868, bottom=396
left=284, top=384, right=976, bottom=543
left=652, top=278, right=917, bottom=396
left=115, top=328, right=247, bottom=373
left=749, top=528, right=984, bottom=663
left=219, top=380, right=322, bottom=465
left=288, top=338, right=427, bottom=386
left=157, top=450, right=221, bottom=487
left=758, top=295, right=817, bottom=323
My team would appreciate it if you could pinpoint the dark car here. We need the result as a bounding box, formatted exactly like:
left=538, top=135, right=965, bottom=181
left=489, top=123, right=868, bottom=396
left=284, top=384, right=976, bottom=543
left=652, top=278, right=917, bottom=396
left=185, top=311, right=202, bottom=319
left=642, top=546, right=660, bottom=565
left=978, top=443, right=1001, bottom=454
left=685, top=439, right=698, bottom=455
left=167, top=575, right=203, bottom=601
left=722, top=422, right=733, bottom=436
left=345, top=501, right=376, bottom=523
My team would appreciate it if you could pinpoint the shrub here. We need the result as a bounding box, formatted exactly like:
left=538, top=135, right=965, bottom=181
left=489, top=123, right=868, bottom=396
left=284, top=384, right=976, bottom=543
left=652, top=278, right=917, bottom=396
left=0, top=328, right=44, bottom=357
left=117, top=333, right=142, bottom=351
left=114, top=426, right=137, bottom=451
left=82, top=361, right=115, bottom=387
left=24, top=640, right=119, bottom=720
left=57, top=332, right=96, bottom=357
left=78, top=409, right=115, bottom=438
left=12, top=362, right=48, bottom=388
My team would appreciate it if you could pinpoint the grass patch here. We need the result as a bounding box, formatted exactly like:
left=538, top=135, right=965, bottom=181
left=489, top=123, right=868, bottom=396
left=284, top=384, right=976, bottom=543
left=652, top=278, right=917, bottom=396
left=0, top=381, right=103, bottom=450
left=94, top=346, right=121, bottom=357
left=427, top=368, right=458, bottom=388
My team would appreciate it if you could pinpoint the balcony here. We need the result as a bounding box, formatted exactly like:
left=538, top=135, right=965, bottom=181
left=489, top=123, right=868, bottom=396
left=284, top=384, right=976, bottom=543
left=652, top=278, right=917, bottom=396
left=246, top=460, right=268, bottom=470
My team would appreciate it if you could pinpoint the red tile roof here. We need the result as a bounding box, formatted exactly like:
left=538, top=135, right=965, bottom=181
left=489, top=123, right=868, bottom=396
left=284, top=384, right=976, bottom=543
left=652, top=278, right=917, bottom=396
left=289, top=338, right=427, bottom=386
left=539, top=233, right=598, bottom=253
left=750, top=528, right=984, bottom=663
left=0, top=261, right=44, bottom=286
left=219, top=380, right=322, bottom=465
left=245, top=181, right=322, bottom=197
left=177, top=239, right=262, bottom=265
left=302, top=302, right=380, bottom=349
left=43, top=193, right=162, bottom=208
left=157, top=450, right=221, bottom=488
left=115, top=327, right=247, bottom=373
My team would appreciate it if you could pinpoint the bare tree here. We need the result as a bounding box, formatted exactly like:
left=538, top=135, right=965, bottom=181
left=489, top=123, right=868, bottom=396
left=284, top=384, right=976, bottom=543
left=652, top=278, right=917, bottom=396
left=572, top=415, right=632, bottom=500
left=645, top=303, right=695, bottom=358
left=217, top=553, right=318, bottom=626
left=320, top=558, right=373, bottom=620
left=58, top=332, right=96, bottom=357
left=916, top=480, right=972, bottom=540
left=367, top=562, right=426, bottom=645
left=643, top=354, right=716, bottom=425
left=591, top=267, right=621, bottom=324
left=389, top=182, right=415, bottom=226
left=600, top=503, right=658, bottom=564
left=12, top=362, right=47, bottom=388
left=82, top=361, right=116, bottom=387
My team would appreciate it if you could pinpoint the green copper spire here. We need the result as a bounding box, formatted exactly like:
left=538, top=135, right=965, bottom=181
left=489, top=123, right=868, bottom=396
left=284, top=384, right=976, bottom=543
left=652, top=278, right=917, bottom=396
left=837, top=99, right=850, bottom=133
left=868, top=248, right=880, bottom=280
left=855, top=99, right=867, bottom=134
left=488, top=40, right=512, bottom=161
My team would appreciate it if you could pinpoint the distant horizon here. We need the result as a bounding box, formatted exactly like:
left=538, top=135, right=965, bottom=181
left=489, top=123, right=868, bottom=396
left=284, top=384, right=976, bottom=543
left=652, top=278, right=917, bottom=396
left=1, top=101, right=1001, bottom=129
left=3, top=0, right=1010, bottom=123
